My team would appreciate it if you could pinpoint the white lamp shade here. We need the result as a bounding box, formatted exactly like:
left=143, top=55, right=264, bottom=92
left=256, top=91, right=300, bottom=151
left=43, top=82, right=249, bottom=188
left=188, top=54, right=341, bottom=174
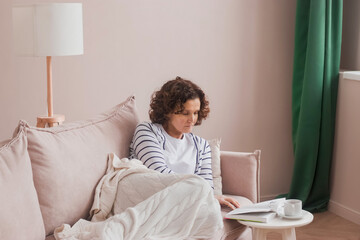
left=12, top=3, right=84, bottom=56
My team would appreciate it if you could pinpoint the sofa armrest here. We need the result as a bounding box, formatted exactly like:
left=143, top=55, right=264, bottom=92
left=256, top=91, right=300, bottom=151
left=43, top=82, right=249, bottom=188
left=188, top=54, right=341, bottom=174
left=220, top=150, right=260, bottom=203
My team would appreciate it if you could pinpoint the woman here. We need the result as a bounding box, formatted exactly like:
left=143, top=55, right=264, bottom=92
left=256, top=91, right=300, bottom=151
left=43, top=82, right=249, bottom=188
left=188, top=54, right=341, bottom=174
left=129, top=76, right=240, bottom=209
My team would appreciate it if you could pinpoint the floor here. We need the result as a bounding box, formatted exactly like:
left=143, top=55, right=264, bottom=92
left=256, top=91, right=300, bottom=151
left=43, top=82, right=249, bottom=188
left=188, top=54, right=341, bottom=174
left=266, top=211, right=360, bottom=240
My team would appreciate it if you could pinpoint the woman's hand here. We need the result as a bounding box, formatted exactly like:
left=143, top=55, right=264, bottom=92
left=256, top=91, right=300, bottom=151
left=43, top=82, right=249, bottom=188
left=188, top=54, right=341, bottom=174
left=215, top=195, right=241, bottom=210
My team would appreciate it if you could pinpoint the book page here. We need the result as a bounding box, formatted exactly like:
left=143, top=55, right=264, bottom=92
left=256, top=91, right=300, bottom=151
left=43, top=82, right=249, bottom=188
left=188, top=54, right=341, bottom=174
left=227, top=198, right=285, bottom=215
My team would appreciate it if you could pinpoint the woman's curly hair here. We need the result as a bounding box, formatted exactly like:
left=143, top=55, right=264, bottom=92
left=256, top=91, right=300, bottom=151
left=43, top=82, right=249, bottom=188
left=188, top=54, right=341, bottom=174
left=149, top=76, right=210, bottom=126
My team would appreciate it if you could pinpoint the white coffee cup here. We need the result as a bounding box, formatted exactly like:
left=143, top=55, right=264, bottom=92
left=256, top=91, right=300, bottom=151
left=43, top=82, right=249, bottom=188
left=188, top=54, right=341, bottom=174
left=284, top=199, right=302, bottom=217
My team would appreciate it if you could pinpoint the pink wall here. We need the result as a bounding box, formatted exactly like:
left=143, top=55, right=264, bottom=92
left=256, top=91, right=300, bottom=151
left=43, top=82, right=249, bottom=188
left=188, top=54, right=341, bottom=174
left=0, top=0, right=296, bottom=199
left=329, top=0, right=360, bottom=225
left=330, top=73, right=360, bottom=225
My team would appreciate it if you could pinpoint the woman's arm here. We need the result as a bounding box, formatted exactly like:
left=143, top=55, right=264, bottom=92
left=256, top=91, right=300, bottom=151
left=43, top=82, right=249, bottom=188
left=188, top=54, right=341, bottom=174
left=196, top=139, right=240, bottom=210
left=214, top=195, right=241, bottom=210
left=130, top=123, right=174, bottom=173
left=195, top=138, right=214, bottom=189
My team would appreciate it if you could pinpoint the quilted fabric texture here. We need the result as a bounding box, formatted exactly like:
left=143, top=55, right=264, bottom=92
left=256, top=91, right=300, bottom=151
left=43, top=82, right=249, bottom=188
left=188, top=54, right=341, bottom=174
left=114, top=169, right=191, bottom=214
left=25, top=96, right=139, bottom=236
left=54, top=153, right=223, bottom=239
left=0, top=124, right=45, bottom=240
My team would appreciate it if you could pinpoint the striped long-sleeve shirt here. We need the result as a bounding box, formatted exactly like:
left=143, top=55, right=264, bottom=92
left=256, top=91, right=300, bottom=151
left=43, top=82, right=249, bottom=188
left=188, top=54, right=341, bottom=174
left=129, top=122, right=214, bottom=189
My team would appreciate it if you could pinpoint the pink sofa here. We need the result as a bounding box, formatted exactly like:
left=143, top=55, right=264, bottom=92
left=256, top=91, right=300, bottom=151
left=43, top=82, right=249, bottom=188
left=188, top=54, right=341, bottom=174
left=210, top=150, right=260, bottom=240
left=0, top=96, right=260, bottom=240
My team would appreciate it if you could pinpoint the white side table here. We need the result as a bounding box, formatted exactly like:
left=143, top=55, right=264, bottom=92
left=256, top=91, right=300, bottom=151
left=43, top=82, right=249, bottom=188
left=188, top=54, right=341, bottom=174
left=238, top=210, right=313, bottom=240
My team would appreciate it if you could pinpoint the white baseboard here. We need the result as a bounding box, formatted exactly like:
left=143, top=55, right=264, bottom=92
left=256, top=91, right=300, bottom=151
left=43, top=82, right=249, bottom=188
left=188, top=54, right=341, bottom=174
left=328, top=200, right=360, bottom=225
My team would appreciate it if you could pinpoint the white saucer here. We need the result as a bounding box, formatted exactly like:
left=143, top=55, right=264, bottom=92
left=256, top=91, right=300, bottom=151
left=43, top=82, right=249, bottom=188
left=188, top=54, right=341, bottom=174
left=278, top=210, right=304, bottom=220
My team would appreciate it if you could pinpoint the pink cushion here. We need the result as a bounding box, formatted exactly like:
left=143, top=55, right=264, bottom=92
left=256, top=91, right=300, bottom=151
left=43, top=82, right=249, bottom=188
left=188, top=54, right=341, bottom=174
left=0, top=124, right=45, bottom=240
left=25, top=96, right=139, bottom=236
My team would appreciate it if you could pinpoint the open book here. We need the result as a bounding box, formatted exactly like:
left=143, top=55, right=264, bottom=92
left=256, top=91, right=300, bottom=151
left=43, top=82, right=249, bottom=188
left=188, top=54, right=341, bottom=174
left=225, top=198, right=285, bottom=223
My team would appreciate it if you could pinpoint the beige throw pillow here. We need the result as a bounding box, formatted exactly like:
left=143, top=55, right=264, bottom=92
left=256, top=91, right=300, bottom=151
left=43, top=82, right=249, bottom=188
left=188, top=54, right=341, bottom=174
left=25, top=96, right=139, bottom=236
left=208, top=138, right=222, bottom=195
left=0, top=123, right=45, bottom=240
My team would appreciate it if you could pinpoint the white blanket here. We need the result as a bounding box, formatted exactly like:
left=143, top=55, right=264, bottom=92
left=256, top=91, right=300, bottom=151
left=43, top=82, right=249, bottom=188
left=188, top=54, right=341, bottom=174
left=54, top=153, right=223, bottom=240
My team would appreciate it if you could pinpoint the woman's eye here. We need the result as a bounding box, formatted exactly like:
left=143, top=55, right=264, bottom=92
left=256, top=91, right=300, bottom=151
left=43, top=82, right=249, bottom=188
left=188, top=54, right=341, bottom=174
left=181, top=111, right=198, bottom=116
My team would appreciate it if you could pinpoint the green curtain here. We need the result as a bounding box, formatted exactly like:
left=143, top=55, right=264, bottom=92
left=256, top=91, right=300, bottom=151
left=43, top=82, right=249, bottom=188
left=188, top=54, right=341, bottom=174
left=287, top=0, right=342, bottom=212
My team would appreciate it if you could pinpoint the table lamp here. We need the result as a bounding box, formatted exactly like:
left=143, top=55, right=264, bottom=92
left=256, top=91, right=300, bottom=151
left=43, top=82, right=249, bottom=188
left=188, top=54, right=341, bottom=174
left=12, top=3, right=84, bottom=127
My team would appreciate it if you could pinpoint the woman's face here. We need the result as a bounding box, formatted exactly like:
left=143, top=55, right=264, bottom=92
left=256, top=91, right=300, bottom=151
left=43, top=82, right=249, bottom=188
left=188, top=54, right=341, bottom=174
left=164, top=98, right=201, bottom=139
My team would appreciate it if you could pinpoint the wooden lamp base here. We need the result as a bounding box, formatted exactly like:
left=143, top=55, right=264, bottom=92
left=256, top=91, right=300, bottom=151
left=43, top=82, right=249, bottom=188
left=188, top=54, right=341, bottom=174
left=35, top=57, right=65, bottom=128
left=36, top=114, right=65, bottom=128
